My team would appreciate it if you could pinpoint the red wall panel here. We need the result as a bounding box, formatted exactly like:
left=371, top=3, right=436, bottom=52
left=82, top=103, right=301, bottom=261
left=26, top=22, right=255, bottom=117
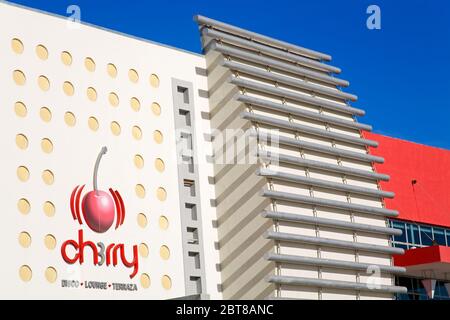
left=364, top=132, right=450, bottom=228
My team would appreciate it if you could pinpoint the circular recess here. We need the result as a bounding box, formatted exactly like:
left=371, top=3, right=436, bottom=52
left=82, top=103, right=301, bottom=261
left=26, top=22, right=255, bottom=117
left=11, top=38, right=24, bottom=54
left=19, top=265, right=32, bottom=282
left=61, top=51, right=72, bottom=66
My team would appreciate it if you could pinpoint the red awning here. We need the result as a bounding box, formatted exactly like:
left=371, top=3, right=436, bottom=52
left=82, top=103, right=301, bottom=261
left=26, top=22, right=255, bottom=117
left=394, top=246, right=450, bottom=279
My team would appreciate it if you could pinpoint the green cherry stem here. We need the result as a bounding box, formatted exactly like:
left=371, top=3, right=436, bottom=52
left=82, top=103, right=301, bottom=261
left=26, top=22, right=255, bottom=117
left=93, top=146, right=108, bottom=195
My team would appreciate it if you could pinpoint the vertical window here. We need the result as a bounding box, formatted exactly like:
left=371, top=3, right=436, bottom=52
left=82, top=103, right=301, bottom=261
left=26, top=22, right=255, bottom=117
left=432, top=227, right=446, bottom=246
left=187, top=227, right=199, bottom=244
left=181, top=132, right=193, bottom=150
left=420, top=226, right=433, bottom=246
left=188, top=252, right=201, bottom=269
left=177, top=86, right=189, bottom=104
left=393, top=221, right=407, bottom=244
left=182, top=155, right=194, bottom=173
left=446, top=230, right=450, bottom=248
left=184, top=179, right=195, bottom=197
left=408, top=224, right=420, bottom=247
left=179, top=109, right=191, bottom=126
left=185, top=203, right=197, bottom=221
left=189, top=276, right=202, bottom=295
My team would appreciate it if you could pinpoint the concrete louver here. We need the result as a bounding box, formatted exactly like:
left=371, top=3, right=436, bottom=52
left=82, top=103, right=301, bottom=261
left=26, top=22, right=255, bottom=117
left=231, top=77, right=362, bottom=115
left=196, top=14, right=405, bottom=299
left=252, top=130, right=385, bottom=163
left=236, top=95, right=367, bottom=130
left=264, top=231, right=404, bottom=255
left=257, top=168, right=394, bottom=198
left=207, top=42, right=349, bottom=87
left=266, top=253, right=406, bottom=274
left=202, top=28, right=341, bottom=73
left=225, top=62, right=357, bottom=101
left=242, top=112, right=376, bottom=147
left=261, top=190, right=399, bottom=217
left=194, top=15, right=332, bottom=61
left=261, top=210, right=402, bottom=236
left=267, top=275, right=408, bottom=294
left=258, top=151, right=390, bottom=181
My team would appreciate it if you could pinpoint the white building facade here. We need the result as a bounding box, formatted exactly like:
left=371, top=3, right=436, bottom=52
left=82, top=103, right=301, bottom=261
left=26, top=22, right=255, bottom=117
left=0, top=2, right=406, bottom=299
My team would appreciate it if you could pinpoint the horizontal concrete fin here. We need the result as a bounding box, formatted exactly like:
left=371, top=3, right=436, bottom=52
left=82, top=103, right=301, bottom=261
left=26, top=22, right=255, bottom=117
left=231, top=77, right=361, bottom=115
left=226, top=62, right=357, bottom=101
left=261, top=190, right=399, bottom=217
left=194, top=15, right=332, bottom=61
left=203, top=28, right=340, bottom=73
left=210, top=42, right=348, bottom=87
left=261, top=210, right=402, bottom=236
left=265, top=230, right=404, bottom=255
left=258, top=151, right=389, bottom=181
left=267, top=275, right=407, bottom=294
left=266, top=253, right=406, bottom=274
left=236, top=95, right=368, bottom=131
left=242, top=112, right=376, bottom=147
left=257, top=168, right=393, bottom=198
left=253, top=130, right=385, bottom=164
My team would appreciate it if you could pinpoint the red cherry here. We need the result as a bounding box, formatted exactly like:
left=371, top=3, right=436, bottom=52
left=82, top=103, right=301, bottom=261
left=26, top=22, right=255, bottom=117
left=82, top=190, right=115, bottom=233
left=82, top=146, right=116, bottom=233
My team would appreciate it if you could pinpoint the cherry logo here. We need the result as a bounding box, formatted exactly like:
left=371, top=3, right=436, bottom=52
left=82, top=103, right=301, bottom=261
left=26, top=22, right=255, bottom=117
left=70, top=146, right=125, bottom=233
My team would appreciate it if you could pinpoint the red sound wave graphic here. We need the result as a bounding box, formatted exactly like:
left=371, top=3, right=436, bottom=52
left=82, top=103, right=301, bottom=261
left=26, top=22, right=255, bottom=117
left=70, top=185, right=125, bottom=230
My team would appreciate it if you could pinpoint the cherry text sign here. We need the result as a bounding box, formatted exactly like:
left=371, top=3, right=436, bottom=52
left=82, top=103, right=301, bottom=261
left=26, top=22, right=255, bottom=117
left=61, top=146, right=139, bottom=279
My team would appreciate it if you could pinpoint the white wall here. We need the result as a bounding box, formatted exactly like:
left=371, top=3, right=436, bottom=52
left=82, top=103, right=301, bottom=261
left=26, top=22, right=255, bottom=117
left=0, top=2, right=216, bottom=299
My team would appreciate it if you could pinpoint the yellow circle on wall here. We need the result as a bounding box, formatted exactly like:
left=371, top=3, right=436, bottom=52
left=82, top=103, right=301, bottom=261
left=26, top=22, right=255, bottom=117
left=64, top=112, right=76, bottom=127
left=153, top=130, right=163, bottom=144
left=87, top=87, right=97, bottom=101
left=39, top=107, right=52, bottom=122
left=18, top=198, right=31, bottom=215
left=41, top=138, right=53, bottom=154
left=134, top=155, right=144, bottom=169
left=38, top=75, right=50, bottom=91
left=16, top=134, right=29, bottom=150
left=132, top=126, right=142, bottom=140
left=18, top=232, right=32, bottom=248
left=149, top=74, right=160, bottom=88
left=155, top=158, right=165, bottom=172
left=63, top=81, right=75, bottom=96
left=110, top=121, right=121, bottom=136
left=107, top=63, right=117, bottom=78
left=130, top=97, right=140, bottom=112
left=151, top=102, right=161, bottom=116
left=135, top=184, right=146, bottom=198
left=161, top=275, right=172, bottom=290
left=88, top=117, right=99, bottom=131
left=160, top=245, right=170, bottom=260
left=140, top=273, right=150, bottom=289
left=11, top=38, right=24, bottom=54
left=85, top=57, right=96, bottom=72
left=17, top=166, right=30, bottom=182
left=44, top=234, right=57, bottom=250
left=139, top=243, right=149, bottom=258
left=13, top=70, right=26, bottom=85
left=14, top=101, right=27, bottom=118
left=43, top=201, right=55, bottom=217
left=42, top=170, right=54, bottom=185
left=156, top=187, right=167, bottom=201
left=36, top=44, right=48, bottom=60
left=108, top=92, right=119, bottom=107
left=159, top=216, right=169, bottom=230
left=45, top=267, right=57, bottom=283
left=61, top=51, right=72, bottom=66
left=19, top=265, right=32, bottom=282
left=137, top=213, right=148, bottom=228
left=128, top=69, right=139, bottom=83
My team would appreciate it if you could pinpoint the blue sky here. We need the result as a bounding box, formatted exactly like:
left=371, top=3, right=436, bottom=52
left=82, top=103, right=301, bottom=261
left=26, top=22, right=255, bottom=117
left=6, top=0, right=450, bottom=149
